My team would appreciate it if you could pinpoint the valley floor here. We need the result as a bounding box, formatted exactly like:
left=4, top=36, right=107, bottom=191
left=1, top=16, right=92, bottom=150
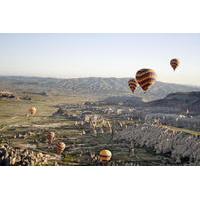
left=0, top=94, right=200, bottom=166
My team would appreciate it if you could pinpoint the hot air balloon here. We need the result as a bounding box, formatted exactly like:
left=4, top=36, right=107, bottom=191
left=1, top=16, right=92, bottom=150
left=28, top=107, right=37, bottom=116
left=170, top=58, right=180, bottom=71
left=47, top=132, right=55, bottom=145
left=128, top=79, right=138, bottom=93
left=136, top=68, right=157, bottom=92
left=99, top=149, right=112, bottom=162
left=56, top=142, right=66, bottom=155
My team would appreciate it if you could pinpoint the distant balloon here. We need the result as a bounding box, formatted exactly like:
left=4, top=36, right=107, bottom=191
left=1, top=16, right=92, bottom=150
left=136, top=68, right=157, bottom=92
left=28, top=107, right=37, bottom=116
left=128, top=79, right=138, bottom=93
left=170, top=58, right=180, bottom=71
left=47, top=132, right=55, bottom=145
left=99, top=149, right=112, bottom=162
left=56, top=142, right=66, bottom=155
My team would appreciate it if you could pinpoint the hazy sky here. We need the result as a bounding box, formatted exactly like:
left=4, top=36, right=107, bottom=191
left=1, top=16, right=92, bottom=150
left=0, top=33, right=199, bottom=85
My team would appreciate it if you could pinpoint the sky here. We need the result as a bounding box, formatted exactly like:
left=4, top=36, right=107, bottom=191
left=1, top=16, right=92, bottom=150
left=0, top=33, right=199, bottom=85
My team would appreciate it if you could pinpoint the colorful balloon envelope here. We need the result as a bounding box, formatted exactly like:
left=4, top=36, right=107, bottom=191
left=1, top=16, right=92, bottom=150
left=47, top=132, right=55, bottom=145
left=136, top=68, right=157, bottom=92
left=29, top=107, right=37, bottom=116
left=128, top=78, right=138, bottom=93
left=99, top=149, right=112, bottom=162
left=170, top=58, right=180, bottom=71
left=56, top=142, right=66, bottom=155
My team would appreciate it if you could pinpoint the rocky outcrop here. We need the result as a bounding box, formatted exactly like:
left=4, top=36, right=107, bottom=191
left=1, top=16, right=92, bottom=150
left=0, top=145, right=57, bottom=166
left=114, top=123, right=200, bottom=165
left=0, top=91, right=15, bottom=98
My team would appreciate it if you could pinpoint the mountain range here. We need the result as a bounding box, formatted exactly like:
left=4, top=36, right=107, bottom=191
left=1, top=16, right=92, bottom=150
left=0, top=76, right=199, bottom=101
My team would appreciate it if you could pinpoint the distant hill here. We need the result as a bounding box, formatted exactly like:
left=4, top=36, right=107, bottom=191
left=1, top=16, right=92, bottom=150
left=147, top=91, right=200, bottom=114
left=0, top=76, right=199, bottom=101
left=100, top=91, right=200, bottom=115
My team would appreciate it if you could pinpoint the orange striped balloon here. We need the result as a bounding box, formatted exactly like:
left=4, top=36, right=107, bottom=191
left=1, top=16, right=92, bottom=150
left=56, top=142, right=66, bottom=155
left=47, top=132, right=55, bottom=145
left=170, top=58, right=180, bottom=71
left=29, top=107, right=37, bottom=116
left=128, top=79, right=138, bottom=93
left=136, top=68, right=157, bottom=92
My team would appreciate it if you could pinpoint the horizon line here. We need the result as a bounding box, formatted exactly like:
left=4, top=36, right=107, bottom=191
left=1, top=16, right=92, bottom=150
left=0, top=74, right=199, bottom=87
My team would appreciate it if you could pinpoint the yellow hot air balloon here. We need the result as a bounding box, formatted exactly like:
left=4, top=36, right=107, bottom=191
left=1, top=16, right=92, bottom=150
left=28, top=107, right=37, bottom=116
left=170, top=58, right=180, bottom=71
left=56, top=142, right=66, bottom=155
left=99, top=149, right=112, bottom=162
left=47, top=132, right=55, bottom=145
left=136, top=68, right=157, bottom=92
left=128, top=78, right=138, bottom=93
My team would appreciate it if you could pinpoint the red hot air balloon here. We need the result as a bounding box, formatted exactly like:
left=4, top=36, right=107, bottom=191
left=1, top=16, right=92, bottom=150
left=136, top=68, right=157, bottom=92
left=56, top=142, right=66, bottom=155
left=47, top=132, right=55, bottom=145
left=170, top=58, right=180, bottom=71
left=128, top=78, right=138, bottom=93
